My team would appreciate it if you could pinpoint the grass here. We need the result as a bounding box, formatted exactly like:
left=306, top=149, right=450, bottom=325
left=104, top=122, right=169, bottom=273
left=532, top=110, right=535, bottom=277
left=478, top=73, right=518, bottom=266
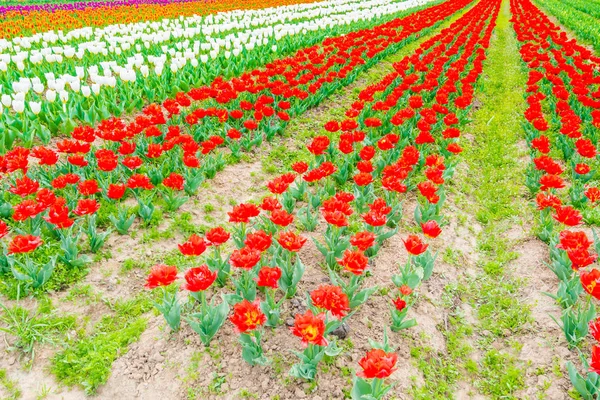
left=455, top=0, right=532, bottom=396
left=0, top=303, right=76, bottom=363
left=410, top=343, right=461, bottom=399
left=0, top=369, right=21, bottom=400
left=51, top=294, right=152, bottom=395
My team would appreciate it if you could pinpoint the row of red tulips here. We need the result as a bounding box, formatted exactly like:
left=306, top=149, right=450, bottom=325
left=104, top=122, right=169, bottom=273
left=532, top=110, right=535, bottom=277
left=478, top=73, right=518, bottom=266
left=511, top=0, right=600, bottom=397
left=143, top=0, right=500, bottom=395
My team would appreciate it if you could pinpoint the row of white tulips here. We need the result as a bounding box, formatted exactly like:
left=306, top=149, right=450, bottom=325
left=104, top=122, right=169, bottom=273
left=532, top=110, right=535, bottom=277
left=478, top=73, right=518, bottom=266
left=0, top=0, right=434, bottom=117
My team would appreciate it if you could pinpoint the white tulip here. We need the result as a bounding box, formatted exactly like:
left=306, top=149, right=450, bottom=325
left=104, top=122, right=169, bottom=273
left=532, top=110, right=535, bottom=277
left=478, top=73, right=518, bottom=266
left=46, top=90, right=57, bottom=102
left=33, top=83, right=44, bottom=94
left=12, top=100, right=25, bottom=113
left=1, top=94, right=12, bottom=107
left=29, top=101, right=41, bottom=115
left=81, top=85, right=91, bottom=97
left=59, top=91, right=69, bottom=103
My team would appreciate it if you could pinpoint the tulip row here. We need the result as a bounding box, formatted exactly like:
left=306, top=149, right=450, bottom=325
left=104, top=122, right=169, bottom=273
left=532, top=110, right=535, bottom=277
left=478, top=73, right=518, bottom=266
left=0, top=0, right=471, bottom=299
left=0, top=0, right=438, bottom=150
left=0, top=0, right=320, bottom=40
left=534, top=0, right=600, bottom=54
left=144, top=0, right=500, bottom=395
left=511, top=0, right=600, bottom=397
left=0, top=0, right=202, bottom=16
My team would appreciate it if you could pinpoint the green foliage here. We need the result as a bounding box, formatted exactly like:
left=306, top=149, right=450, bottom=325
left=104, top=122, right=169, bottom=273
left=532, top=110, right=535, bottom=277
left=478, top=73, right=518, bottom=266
left=0, top=369, right=21, bottom=400
left=0, top=303, right=76, bottom=361
left=476, top=350, right=525, bottom=398
left=51, top=296, right=151, bottom=394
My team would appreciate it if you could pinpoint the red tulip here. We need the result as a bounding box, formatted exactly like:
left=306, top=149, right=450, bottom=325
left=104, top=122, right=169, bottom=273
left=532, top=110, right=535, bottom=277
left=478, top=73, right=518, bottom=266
left=0, top=221, right=8, bottom=239
left=350, top=231, right=376, bottom=251
left=256, top=266, right=281, bottom=288
left=44, top=201, right=74, bottom=229
left=403, top=235, right=428, bottom=256
left=553, top=206, right=582, bottom=227
left=78, top=179, right=100, bottom=196
left=393, top=298, right=407, bottom=311
left=591, top=345, right=600, bottom=374
left=291, top=162, right=309, bottom=174
left=586, top=188, right=600, bottom=203
left=290, top=310, right=327, bottom=346
left=230, top=300, right=266, bottom=333
left=9, top=175, right=39, bottom=197
left=228, top=203, right=260, bottom=223
left=206, top=227, right=230, bottom=246
left=270, top=209, right=294, bottom=227
left=590, top=317, right=600, bottom=342
left=310, top=285, right=350, bottom=318
left=107, top=183, right=127, bottom=200
left=163, top=173, right=185, bottom=191
left=277, top=231, right=307, bottom=252
left=357, top=349, right=398, bottom=379
left=230, top=247, right=261, bottom=270
left=245, top=231, right=272, bottom=252
left=178, top=234, right=208, bottom=256
left=182, top=265, right=216, bottom=292
left=337, top=249, right=368, bottom=275
left=73, top=199, right=100, bottom=216
left=421, top=220, right=442, bottom=238
left=8, top=234, right=42, bottom=254
left=145, top=264, right=178, bottom=289
left=581, top=269, right=600, bottom=300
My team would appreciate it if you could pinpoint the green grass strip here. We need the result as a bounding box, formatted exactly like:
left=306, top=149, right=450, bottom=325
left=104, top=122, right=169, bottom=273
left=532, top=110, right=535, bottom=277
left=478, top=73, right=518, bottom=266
left=459, top=0, right=531, bottom=397
left=51, top=295, right=152, bottom=395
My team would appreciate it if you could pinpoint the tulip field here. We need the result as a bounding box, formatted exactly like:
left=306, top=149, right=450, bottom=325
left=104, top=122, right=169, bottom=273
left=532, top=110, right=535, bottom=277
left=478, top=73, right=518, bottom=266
left=2, top=0, right=600, bottom=399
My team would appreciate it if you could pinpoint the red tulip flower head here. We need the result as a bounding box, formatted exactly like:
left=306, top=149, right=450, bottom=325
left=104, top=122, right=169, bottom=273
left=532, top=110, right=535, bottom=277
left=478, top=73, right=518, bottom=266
left=206, top=227, right=230, bottom=246
left=581, top=269, right=600, bottom=300
left=229, top=300, right=266, bottom=333
left=290, top=310, right=327, bottom=347
left=337, top=249, right=369, bottom=275
left=310, top=285, right=350, bottom=319
left=8, top=235, right=43, bottom=254
left=230, top=247, right=262, bottom=270
left=277, top=231, right=307, bottom=252
left=357, top=349, right=398, bottom=379
left=421, top=220, right=442, bottom=238
left=182, top=265, right=217, bottom=292
left=256, top=266, right=282, bottom=289
left=145, top=264, right=178, bottom=289
left=178, top=234, right=208, bottom=256
left=403, top=235, right=428, bottom=256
